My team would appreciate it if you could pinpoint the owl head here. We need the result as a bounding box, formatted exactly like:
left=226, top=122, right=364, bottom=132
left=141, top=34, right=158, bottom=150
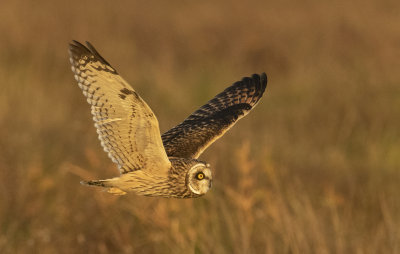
left=186, top=163, right=212, bottom=195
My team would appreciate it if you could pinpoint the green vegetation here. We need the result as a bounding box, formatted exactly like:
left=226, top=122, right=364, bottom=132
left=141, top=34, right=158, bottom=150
left=0, top=0, right=399, bottom=253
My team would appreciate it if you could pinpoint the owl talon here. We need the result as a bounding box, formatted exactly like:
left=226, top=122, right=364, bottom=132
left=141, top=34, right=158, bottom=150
left=107, top=187, right=127, bottom=195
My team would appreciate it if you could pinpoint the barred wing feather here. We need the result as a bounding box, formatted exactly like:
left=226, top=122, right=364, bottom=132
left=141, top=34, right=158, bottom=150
left=162, top=73, right=267, bottom=158
left=69, top=41, right=171, bottom=175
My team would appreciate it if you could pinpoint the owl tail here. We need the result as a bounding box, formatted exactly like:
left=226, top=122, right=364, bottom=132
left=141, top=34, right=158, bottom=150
left=80, top=179, right=108, bottom=187
left=80, top=179, right=127, bottom=195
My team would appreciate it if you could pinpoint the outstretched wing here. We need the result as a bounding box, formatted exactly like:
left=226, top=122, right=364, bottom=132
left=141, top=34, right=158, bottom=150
left=69, top=41, right=171, bottom=175
left=162, top=73, right=267, bottom=159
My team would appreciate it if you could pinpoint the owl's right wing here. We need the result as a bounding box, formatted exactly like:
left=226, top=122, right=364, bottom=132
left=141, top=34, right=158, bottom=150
left=69, top=41, right=171, bottom=175
left=162, top=73, right=267, bottom=159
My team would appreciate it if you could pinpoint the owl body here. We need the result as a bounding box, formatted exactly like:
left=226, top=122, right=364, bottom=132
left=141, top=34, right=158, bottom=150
left=69, top=41, right=267, bottom=198
left=84, top=158, right=211, bottom=198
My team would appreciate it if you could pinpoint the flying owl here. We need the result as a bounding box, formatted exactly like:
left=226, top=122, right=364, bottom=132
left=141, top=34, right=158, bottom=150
left=69, top=41, right=267, bottom=198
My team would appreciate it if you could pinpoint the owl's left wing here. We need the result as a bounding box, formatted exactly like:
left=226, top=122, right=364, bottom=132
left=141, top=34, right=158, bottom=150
left=69, top=41, right=171, bottom=175
left=162, top=73, right=267, bottom=159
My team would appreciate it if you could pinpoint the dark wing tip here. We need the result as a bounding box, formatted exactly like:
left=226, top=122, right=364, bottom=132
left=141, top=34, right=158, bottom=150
left=260, top=72, right=267, bottom=89
left=68, top=40, right=90, bottom=58
left=68, top=40, right=116, bottom=72
left=249, top=72, right=267, bottom=90
left=84, top=41, right=113, bottom=67
left=240, top=72, right=267, bottom=87
left=239, top=72, right=268, bottom=106
left=258, top=72, right=268, bottom=97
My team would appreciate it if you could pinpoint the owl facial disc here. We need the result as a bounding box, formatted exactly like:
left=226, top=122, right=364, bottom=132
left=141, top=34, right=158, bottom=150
left=187, top=163, right=212, bottom=195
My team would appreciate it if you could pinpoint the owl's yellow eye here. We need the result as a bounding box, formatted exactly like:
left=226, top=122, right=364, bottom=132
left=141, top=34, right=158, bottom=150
left=196, top=172, right=205, bottom=180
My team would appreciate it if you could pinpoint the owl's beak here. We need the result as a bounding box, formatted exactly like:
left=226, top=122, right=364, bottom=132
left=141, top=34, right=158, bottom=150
left=208, top=180, right=212, bottom=189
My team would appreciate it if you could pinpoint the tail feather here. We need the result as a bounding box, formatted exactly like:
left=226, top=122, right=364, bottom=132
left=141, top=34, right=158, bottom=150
left=80, top=179, right=127, bottom=195
left=80, top=179, right=108, bottom=187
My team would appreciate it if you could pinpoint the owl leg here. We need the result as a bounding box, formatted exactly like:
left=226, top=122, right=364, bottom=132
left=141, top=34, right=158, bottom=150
left=107, top=187, right=127, bottom=195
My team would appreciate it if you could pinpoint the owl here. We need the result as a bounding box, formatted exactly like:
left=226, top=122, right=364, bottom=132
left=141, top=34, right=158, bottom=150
left=69, top=41, right=267, bottom=198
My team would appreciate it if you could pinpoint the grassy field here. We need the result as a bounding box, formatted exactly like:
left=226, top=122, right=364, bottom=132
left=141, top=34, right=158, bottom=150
left=1, top=0, right=400, bottom=253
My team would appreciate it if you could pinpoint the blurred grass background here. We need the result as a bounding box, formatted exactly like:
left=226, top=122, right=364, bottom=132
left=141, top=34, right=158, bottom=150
left=1, top=0, right=400, bottom=253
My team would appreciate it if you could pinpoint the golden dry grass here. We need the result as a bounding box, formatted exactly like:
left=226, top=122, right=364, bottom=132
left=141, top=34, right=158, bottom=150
left=0, top=0, right=400, bottom=253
